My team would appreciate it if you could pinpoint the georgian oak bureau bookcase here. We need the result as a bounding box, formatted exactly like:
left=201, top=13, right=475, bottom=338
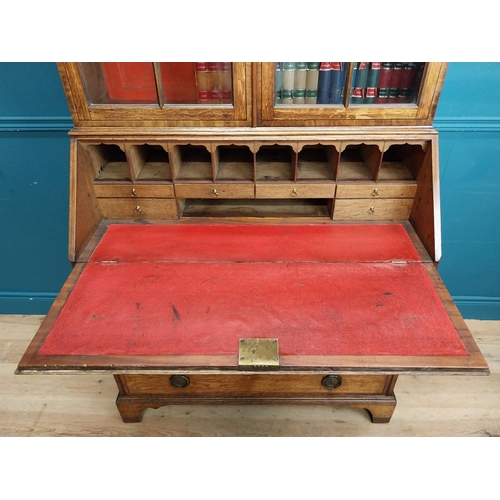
left=17, top=62, right=489, bottom=423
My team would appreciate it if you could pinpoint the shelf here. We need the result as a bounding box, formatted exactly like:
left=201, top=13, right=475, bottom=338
left=174, top=145, right=213, bottom=182
left=90, top=144, right=131, bottom=182
left=130, top=144, right=172, bottom=182
left=297, top=145, right=336, bottom=181
left=216, top=145, right=254, bottom=182
left=379, top=144, right=421, bottom=181
left=256, top=145, right=294, bottom=181
left=337, top=146, right=376, bottom=181
left=181, top=198, right=331, bottom=218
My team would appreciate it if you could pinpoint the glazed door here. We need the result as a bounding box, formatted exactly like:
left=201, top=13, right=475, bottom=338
left=257, top=62, right=447, bottom=127
left=59, top=62, right=252, bottom=127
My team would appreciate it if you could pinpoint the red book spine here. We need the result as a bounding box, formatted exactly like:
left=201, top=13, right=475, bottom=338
left=375, top=62, right=393, bottom=104
left=206, top=62, right=221, bottom=103
left=219, top=62, right=232, bottom=104
left=195, top=62, right=210, bottom=104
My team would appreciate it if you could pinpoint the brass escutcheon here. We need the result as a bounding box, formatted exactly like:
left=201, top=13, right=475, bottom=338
left=169, top=374, right=190, bottom=388
left=322, top=375, right=342, bottom=390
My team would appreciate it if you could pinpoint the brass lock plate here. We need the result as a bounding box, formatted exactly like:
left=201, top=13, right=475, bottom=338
left=238, top=338, right=279, bottom=371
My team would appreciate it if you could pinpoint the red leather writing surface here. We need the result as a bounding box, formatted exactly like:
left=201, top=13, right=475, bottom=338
left=39, top=224, right=467, bottom=357
left=90, top=224, right=422, bottom=263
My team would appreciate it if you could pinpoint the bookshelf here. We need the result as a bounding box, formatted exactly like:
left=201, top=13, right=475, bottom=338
left=17, top=61, right=489, bottom=425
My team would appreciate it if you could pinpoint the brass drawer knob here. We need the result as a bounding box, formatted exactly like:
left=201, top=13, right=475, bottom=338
left=134, top=206, right=142, bottom=215
left=212, top=189, right=219, bottom=197
left=368, top=206, right=375, bottom=214
left=169, top=374, right=190, bottom=388
left=371, top=188, right=379, bottom=197
left=131, top=188, right=137, bottom=197
left=322, top=375, right=342, bottom=390
left=291, top=188, right=299, bottom=197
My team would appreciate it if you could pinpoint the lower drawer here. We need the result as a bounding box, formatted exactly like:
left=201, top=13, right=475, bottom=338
left=119, top=373, right=389, bottom=397
left=97, top=198, right=179, bottom=219
left=333, top=198, right=413, bottom=221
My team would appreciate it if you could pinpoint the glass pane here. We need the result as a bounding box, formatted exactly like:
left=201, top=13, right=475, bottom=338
left=275, top=62, right=348, bottom=105
left=349, top=62, right=426, bottom=105
left=79, top=63, right=158, bottom=105
left=158, top=62, right=233, bottom=105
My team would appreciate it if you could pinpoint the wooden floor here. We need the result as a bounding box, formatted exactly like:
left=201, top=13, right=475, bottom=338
left=1, top=314, right=499, bottom=437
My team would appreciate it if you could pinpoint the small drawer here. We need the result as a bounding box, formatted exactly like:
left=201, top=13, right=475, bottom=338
left=334, top=198, right=413, bottom=221
left=256, top=183, right=335, bottom=199
left=175, top=183, right=254, bottom=199
left=336, top=182, right=417, bottom=199
left=120, top=373, right=388, bottom=397
left=97, top=198, right=179, bottom=219
left=93, top=184, right=174, bottom=198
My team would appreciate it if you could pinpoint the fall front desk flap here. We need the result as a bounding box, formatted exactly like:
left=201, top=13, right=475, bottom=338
left=34, top=224, right=467, bottom=360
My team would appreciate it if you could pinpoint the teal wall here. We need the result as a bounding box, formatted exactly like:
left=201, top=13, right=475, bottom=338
left=0, top=62, right=499, bottom=318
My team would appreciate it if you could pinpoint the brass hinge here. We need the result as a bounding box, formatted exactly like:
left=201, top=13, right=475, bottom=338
left=238, top=338, right=279, bottom=371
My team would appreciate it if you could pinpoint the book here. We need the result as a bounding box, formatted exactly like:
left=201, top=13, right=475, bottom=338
left=350, top=62, right=368, bottom=104
left=317, top=62, right=332, bottom=104
left=397, top=62, right=417, bottom=103
left=206, top=62, right=221, bottom=104
left=194, top=62, right=210, bottom=104
left=375, top=62, right=394, bottom=104
left=305, top=62, right=320, bottom=104
left=281, top=62, right=295, bottom=104
left=364, top=62, right=381, bottom=104
left=388, top=62, right=404, bottom=103
left=275, top=62, right=283, bottom=104
left=293, top=62, right=307, bottom=104
left=328, top=62, right=344, bottom=104
left=218, top=62, right=232, bottom=104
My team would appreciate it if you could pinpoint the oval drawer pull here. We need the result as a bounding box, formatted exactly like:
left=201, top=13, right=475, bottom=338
left=371, top=188, right=379, bottom=197
left=368, top=206, right=375, bottom=214
left=322, top=375, right=342, bottom=390
left=134, top=206, right=142, bottom=215
left=212, top=189, right=219, bottom=197
left=291, top=188, right=299, bottom=197
left=170, top=375, right=190, bottom=388
left=131, top=188, right=137, bottom=197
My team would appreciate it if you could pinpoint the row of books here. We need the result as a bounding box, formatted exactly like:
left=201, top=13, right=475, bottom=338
left=275, top=62, right=424, bottom=105
left=275, top=63, right=347, bottom=105
left=194, top=63, right=233, bottom=104
left=350, top=62, right=424, bottom=104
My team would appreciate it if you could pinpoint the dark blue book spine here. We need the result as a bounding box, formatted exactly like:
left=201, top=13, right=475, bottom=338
left=317, top=62, right=331, bottom=104
left=328, top=62, right=343, bottom=104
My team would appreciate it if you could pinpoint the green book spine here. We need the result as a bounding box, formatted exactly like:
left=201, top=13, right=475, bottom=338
left=305, top=62, right=320, bottom=104
left=293, top=62, right=307, bottom=104
left=282, top=62, right=295, bottom=104
left=275, top=62, right=283, bottom=104
left=350, top=62, right=368, bottom=104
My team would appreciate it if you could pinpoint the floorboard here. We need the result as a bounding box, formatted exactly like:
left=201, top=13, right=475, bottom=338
left=1, top=315, right=498, bottom=437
